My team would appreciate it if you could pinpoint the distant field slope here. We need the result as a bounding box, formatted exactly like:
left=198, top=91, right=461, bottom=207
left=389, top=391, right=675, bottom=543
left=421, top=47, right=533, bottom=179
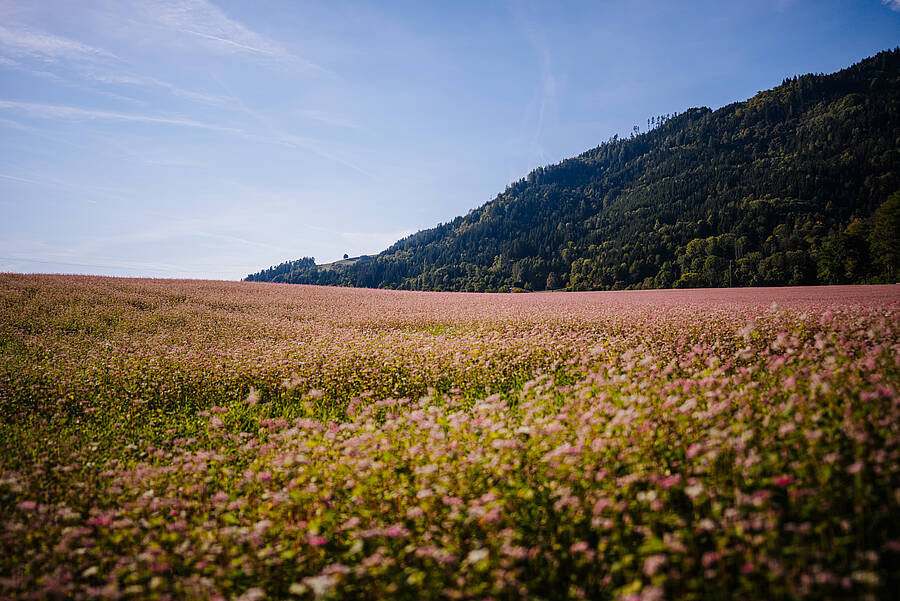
left=247, top=49, right=900, bottom=291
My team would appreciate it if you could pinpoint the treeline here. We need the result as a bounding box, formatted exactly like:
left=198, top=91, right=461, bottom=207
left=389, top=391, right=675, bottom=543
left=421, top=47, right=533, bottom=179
left=244, top=257, right=315, bottom=283
left=246, top=49, right=900, bottom=291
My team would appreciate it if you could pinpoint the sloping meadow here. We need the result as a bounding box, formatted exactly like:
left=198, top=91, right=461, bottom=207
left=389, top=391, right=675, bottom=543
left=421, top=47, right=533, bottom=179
left=0, top=275, right=898, bottom=600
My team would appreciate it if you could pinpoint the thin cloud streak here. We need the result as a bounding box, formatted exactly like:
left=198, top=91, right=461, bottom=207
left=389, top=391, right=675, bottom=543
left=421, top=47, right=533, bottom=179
left=0, top=21, right=247, bottom=110
left=181, top=28, right=272, bottom=55
left=204, top=78, right=372, bottom=177
left=89, top=72, right=241, bottom=109
left=0, top=23, right=116, bottom=63
left=0, top=115, right=40, bottom=133
left=132, top=0, right=329, bottom=73
left=299, top=109, right=361, bottom=130
left=0, top=168, right=131, bottom=204
left=0, top=172, right=42, bottom=185
left=271, top=132, right=373, bottom=178
left=0, top=99, right=243, bottom=133
left=0, top=99, right=369, bottom=177
left=509, top=0, right=557, bottom=166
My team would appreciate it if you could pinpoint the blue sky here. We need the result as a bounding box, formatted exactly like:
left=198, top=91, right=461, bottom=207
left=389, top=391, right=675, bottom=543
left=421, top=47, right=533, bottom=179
left=1, top=1, right=898, bottom=280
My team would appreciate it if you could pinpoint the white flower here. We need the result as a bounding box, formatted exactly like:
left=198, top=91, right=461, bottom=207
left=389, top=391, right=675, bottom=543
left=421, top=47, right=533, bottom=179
left=245, top=386, right=261, bottom=406
left=302, top=575, right=336, bottom=599
left=235, top=588, right=265, bottom=601
left=465, top=548, right=489, bottom=564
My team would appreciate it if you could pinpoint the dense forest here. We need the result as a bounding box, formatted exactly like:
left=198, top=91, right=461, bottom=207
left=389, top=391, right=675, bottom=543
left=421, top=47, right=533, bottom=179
left=246, top=49, right=900, bottom=291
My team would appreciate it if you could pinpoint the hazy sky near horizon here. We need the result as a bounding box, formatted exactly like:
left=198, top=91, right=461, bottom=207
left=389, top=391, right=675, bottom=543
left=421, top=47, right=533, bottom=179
left=1, top=1, right=898, bottom=280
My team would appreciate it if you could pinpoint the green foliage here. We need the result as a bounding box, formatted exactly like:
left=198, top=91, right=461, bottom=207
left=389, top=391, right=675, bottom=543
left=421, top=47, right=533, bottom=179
left=870, top=191, right=900, bottom=280
left=247, top=49, right=900, bottom=291
left=245, top=257, right=316, bottom=283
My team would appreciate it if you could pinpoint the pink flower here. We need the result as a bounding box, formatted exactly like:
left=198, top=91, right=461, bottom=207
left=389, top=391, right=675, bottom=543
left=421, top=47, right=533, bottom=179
left=641, top=586, right=664, bottom=601
left=570, top=541, right=590, bottom=553
left=340, top=517, right=361, bottom=530
left=306, top=534, right=328, bottom=547
left=151, top=561, right=172, bottom=574
left=659, top=474, right=682, bottom=489
left=643, top=554, right=666, bottom=577
left=847, top=461, right=864, bottom=474
left=384, top=524, right=407, bottom=538
left=91, top=514, right=113, bottom=527
left=16, top=500, right=37, bottom=511
left=592, top=497, right=611, bottom=515
left=773, top=475, right=793, bottom=487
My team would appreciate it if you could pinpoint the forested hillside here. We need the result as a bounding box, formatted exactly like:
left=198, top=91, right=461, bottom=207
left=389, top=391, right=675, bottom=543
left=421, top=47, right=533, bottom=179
left=247, top=49, right=900, bottom=291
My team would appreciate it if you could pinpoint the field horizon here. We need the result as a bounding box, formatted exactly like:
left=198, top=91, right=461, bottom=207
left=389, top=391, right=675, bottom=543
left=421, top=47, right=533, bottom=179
left=5, top=271, right=899, bottom=296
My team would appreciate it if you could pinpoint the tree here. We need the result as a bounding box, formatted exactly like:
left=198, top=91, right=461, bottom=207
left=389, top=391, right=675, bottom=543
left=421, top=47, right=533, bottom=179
left=545, top=272, right=560, bottom=290
left=870, top=191, right=900, bottom=280
left=815, top=234, right=847, bottom=284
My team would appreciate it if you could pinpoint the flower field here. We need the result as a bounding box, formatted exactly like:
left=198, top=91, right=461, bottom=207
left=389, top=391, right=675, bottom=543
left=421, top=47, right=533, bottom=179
left=1, top=274, right=898, bottom=601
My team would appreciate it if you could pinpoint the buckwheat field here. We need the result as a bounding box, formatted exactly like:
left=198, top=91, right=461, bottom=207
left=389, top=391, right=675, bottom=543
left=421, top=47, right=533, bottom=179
left=1, top=274, right=898, bottom=601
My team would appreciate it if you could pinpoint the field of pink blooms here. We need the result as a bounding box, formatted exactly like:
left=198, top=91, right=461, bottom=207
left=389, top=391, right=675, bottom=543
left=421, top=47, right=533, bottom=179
left=1, top=274, right=899, bottom=601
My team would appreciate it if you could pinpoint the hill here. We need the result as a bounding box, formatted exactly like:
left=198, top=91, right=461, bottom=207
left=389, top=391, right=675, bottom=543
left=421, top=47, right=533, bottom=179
left=246, top=49, right=900, bottom=291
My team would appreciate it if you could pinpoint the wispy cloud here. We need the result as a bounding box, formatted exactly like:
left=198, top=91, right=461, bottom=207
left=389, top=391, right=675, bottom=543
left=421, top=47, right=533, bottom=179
left=0, top=1, right=329, bottom=83
left=48, top=210, right=301, bottom=277
left=268, top=131, right=372, bottom=177
left=202, top=77, right=372, bottom=177
left=0, top=23, right=115, bottom=63
left=883, top=1, right=900, bottom=12
left=0, top=99, right=242, bottom=133
left=298, top=109, right=360, bottom=130
left=0, top=99, right=369, bottom=177
left=89, top=72, right=240, bottom=109
left=0, top=57, right=68, bottom=83
left=0, top=115, right=38, bottom=133
left=0, top=172, right=42, bottom=185
left=0, top=167, right=137, bottom=205
left=509, top=1, right=557, bottom=166
left=133, top=0, right=328, bottom=72
left=0, top=18, right=245, bottom=110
